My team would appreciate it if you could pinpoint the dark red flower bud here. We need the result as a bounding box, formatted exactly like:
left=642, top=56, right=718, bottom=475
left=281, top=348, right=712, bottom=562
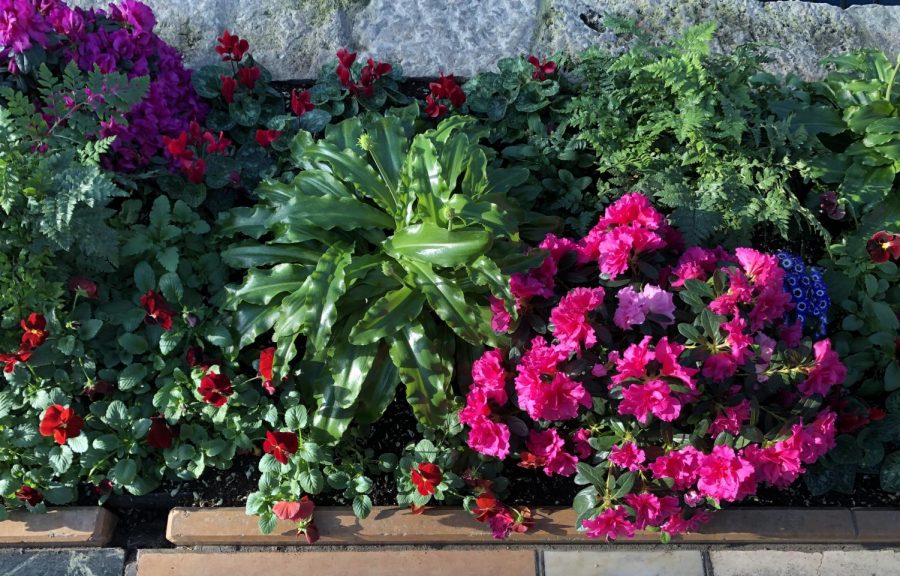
left=68, top=277, right=98, bottom=299
left=220, top=75, right=237, bottom=103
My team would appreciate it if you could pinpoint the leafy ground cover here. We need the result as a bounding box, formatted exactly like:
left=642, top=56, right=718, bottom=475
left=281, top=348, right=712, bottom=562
left=0, top=1, right=898, bottom=543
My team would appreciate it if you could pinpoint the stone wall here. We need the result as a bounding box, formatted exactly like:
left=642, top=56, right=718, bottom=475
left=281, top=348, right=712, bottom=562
left=71, top=0, right=899, bottom=79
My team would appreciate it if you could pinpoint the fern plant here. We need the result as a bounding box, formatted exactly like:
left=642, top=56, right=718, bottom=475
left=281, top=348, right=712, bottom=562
left=565, top=22, right=824, bottom=248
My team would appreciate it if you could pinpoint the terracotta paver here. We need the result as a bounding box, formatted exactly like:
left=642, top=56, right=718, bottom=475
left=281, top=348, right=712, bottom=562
left=0, top=507, right=117, bottom=548
left=166, top=506, right=860, bottom=546
left=543, top=550, right=704, bottom=576
left=137, top=549, right=536, bottom=576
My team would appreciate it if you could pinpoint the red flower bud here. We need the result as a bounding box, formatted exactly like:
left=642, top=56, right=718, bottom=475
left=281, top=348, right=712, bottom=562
left=220, top=75, right=237, bottom=103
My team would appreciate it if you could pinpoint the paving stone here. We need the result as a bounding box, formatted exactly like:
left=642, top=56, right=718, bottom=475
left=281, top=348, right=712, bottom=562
left=0, top=549, right=124, bottom=576
left=543, top=550, right=704, bottom=576
left=136, top=549, right=536, bottom=576
left=710, top=550, right=900, bottom=576
left=0, top=507, right=117, bottom=548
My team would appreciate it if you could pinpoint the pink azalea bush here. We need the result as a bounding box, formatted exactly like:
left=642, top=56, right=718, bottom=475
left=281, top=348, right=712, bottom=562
left=459, top=193, right=845, bottom=541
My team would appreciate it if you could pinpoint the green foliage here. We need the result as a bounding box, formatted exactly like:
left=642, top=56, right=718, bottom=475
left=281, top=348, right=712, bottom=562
left=222, top=105, right=544, bottom=442
left=565, top=22, right=824, bottom=247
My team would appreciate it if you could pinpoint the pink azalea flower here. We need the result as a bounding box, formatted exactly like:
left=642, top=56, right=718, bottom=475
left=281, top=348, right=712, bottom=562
left=779, top=322, right=803, bottom=348
left=609, top=442, right=646, bottom=471
left=466, top=416, right=511, bottom=459
left=660, top=510, right=710, bottom=536
left=619, top=380, right=682, bottom=424
left=748, top=286, right=792, bottom=331
left=722, top=315, right=752, bottom=360
left=743, top=439, right=803, bottom=488
left=472, top=349, right=508, bottom=405
left=582, top=507, right=636, bottom=541
left=655, top=337, right=698, bottom=390
left=516, top=338, right=591, bottom=421
left=671, top=246, right=732, bottom=286
left=596, top=192, right=666, bottom=230
left=708, top=399, right=751, bottom=437
left=798, top=340, right=846, bottom=397
left=613, top=284, right=675, bottom=330
left=550, top=287, right=605, bottom=353
left=735, top=247, right=784, bottom=288
left=458, top=388, right=492, bottom=425
left=539, top=233, right=578, bottom=264
left=624, top=493, right=679, bottom=529
left=649, top=446, right=701, bottom=490
left=610, top=336, right=654, bottom=385
left=524, top=429, right=578, bottom=477
left=545, top=448, right=579, bottom=476
left=702, top=352, right=738, bottom=382
left=795, top=409, right=837, bottom=464
left=573, top=428, right=593, bottom=460
left=696, top=445, right=756, bottom=502
left=489, top=296, right=512, bottom=333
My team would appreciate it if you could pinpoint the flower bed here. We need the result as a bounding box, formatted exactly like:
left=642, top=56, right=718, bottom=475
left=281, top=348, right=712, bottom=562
left=0, top=1, right=898, bottom=545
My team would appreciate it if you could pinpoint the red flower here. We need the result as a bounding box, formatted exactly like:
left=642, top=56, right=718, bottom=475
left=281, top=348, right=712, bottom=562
left=867, top=231, right=900, bottom=263
left=237, top=66, right=261, bottom=89
left=429, top=74, right=465, bottom=108
left=68, top=277, right=98, bottom=299
left=92, top=479, right=113, bottom=496
left=0, top=349, right=32, bottom=373
left=337, top=48, right=357, bottom=68
left=20, top=313, right=48, bottom=350
left=198, top=372, right=233, bottom=407
left=424, top=94, right=447, bottom=119
left=215, top=30, right=249, bottom=62
left=291, top=89, right=314, bottom=116
left=203, top=131, right=231, bottom=154
left=870, top=407, right=887, bottom=421
left=302, top=522, right=320, bottom=544
left=411, top=462, right=443, bottom=496
left=263, top=430, right=299, bottom=464
left=472, top=493, right=501, bottom=522
left=527, top=55, right=557, bottom=80
left=163, top=131, right=192, bottom=161
left=259, top=346, right=276, bottom=394
left=255, top=129, right=281, bottom=148
left=273, top=496, right=315, bottom=522
left=140, top=290, right=176, bottom=331
left=82, top=380, right=114, bottom=401
left=186, top=158, right=206, bottom=184
left=220, top=75, right=237, bottom=103
left=39, top=405, right=84, bottom=445
left=147, top=416, right=175, bottom=449
left=15, top=485, right=43, bottom=506
left=335, top=49, right=357, bottom=89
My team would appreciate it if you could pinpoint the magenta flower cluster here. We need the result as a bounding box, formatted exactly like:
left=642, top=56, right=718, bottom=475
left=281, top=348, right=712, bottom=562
left=462, top=192, right=846, bottom=541
left=0, top=0, right=206, bottom=171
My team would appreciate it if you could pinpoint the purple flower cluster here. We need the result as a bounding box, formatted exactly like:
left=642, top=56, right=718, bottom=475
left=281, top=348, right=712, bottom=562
left=0, top=0, right=206, bottom=171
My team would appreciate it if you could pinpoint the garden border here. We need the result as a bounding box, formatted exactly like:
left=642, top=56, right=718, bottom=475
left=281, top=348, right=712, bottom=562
left=0, top=507, right=116, bottom=547
left=165, top=506, right=900, bottom=546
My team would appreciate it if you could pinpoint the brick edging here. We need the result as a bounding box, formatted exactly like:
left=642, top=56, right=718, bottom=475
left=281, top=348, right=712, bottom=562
left=165, top=506, right=900, bottom=546
left=0, top=507, right=117, bottom=547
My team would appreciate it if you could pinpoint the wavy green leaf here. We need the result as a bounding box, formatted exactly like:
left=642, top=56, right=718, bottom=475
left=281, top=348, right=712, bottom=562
left=349, top=286, right=426, bottom=345
left=355, top=344, right=400, bottom=425
left=400, top=258, right=486, bottom=344
left=303, top=242, right=354, bottom=355
left=226, top=264, right=309, bottom=307
left=272, top=195, right=393, bottom=231
left=304, top=141, right=396, bottom=216
left=385, top=222, right=492, bottom=268
left=367, top=114, right=407, bottom=195
left=406, top=135, right=444, bottom=221
left=221, top=243, right=321, bottom=269
left=389, top=323, right=451, bottom=427
left=234, top=304, right=281, bottom=349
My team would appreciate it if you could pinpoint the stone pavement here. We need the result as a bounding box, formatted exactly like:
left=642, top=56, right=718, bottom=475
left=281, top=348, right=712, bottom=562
left=6, top=547, right=900, bottom=576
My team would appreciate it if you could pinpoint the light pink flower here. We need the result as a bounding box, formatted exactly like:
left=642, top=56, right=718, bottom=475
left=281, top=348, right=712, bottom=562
left=609, top=442, right=646, bottom=471
left=613, top=284, right=675, bottom=330
left=550, top=287, right=605, bottom=353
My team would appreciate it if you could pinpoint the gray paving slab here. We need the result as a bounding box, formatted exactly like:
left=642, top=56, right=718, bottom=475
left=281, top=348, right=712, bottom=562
left=543, top=550, right=705, bottom=576
left=0, top=549, right=124, bottom=576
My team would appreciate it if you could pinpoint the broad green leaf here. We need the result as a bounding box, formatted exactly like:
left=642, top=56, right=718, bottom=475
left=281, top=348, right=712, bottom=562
left=790, top=105, right=846, bottom=136
left=221, top=244, right=321, bottom=269
left=444, top=194, right=519, bottom=238
left=348, top=286, right=425, bottom=345
left=133, top=261, right=155, bottom=292
left=468, top=255, right=515, bottom=315
left=234, top=304, right=281, bottom=349
left=389, top=323, right=451, bottom=427
left=226, top=264, right=309, bottom=307
left=400, top=259, right=486, bottom=344
left=367, top=114, right=407, bottom=195
left=272, top=195, right=393, bottom=231
left=352, top=494, right=373, bottom=519
left=385, top=223, right=492, bottom=268
left=439, top=132, right=470, bottom=191
left=355, top=345, right=400, bottom=425
left=293, top=170, right=354, bottom=199
left=311, top=336, right=376, bottom=443
left=217, top=206, right=274, bottom=239
left=304, top=140, right=397, bottom=216
left=406, top=135, right=444, bottom=221
left=303, top=242, right=353, bottom=355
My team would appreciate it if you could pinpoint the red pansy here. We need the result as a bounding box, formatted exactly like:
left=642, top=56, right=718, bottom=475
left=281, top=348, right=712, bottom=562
left=20, top=313, right=48, bottom=350
left=68, top=277, right=98, bottom=299
left=39, top=405, right=84, bottom=445
left=92, top=479, right=113, bottom=496
left=15, top=485, right=43, bottom=506
left=147, top=415, right=175, bottom=449
left=198, top=372, right=233, bottom=407
left=140, top=290, right=176, bottom=331
left=0, top=349, right=32, bottom=373
left=237, top=66, right=261, bottom=89
left=255, top=129, right=281, bottom=148
left=411, top=462, right=443, bottom=496
left=866, top=231, right=900, bottom=263
left=527, top=55, right=557, bottom=80
left=291, top=89, right=314, bottom=116
left=258, top=346, right=276, bottom=394
left=472, top=493, right=501, bottom=522
left=302, top=522, right=320, bottom=544
left=263, top=430, right=299, bottom=464
left=220, top=75, right=237, bottom=103
left=272, top=495, right=315, bottom=522
left=215, top=30, right=249, bottom=62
